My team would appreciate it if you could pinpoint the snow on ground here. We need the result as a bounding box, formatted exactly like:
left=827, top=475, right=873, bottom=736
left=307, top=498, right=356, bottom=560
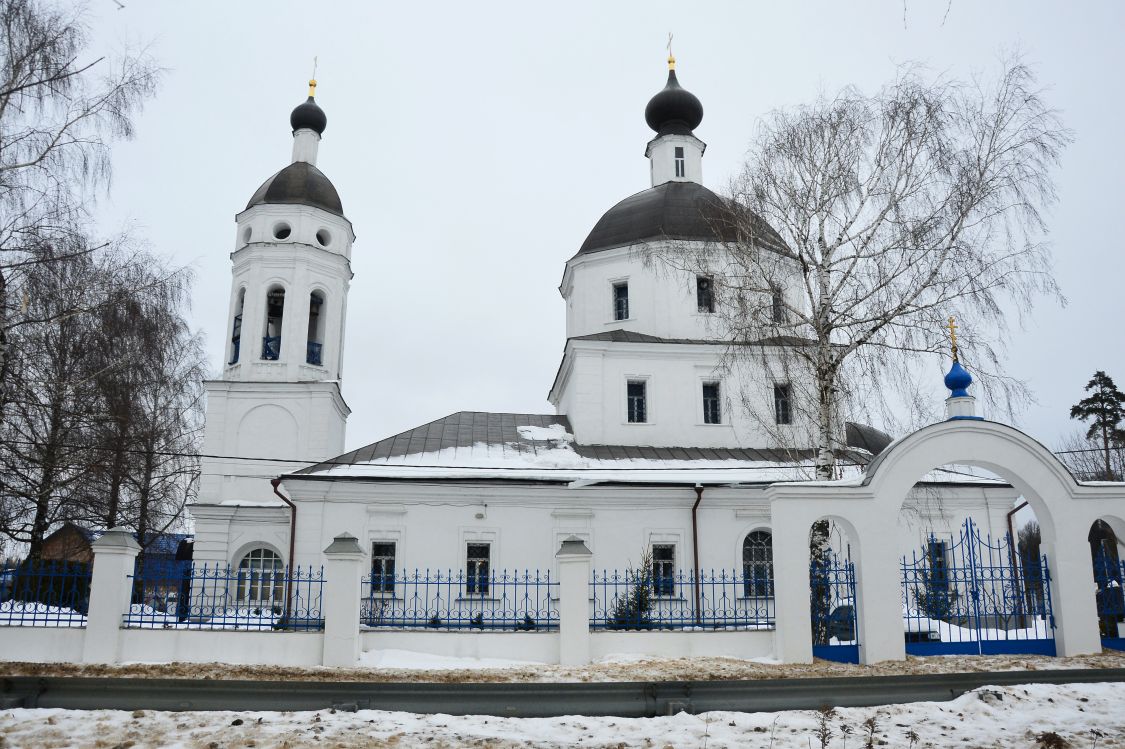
left=1, top=682, right=1122, bottom=748
left=6, top=651, right=1125, bottom=684
left=357, top=648, right=538, bottom=670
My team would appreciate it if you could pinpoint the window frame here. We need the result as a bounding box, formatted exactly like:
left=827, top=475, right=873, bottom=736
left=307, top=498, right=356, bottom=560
left=465, top=542, right=491, bottom=595
left=235, top=547, right=285, bottom=606
left=742, top=531, right=774, bottom=598
left=702, top=381, right=722, bottom=425
left=370, top=541, right=396, bottom=594
left=770, top=285, right=787, bottom=324
left=612, top=280, right=630, bottom=321
left=696, top=276, right=715, bottom=314
left=651, top=543, right=676, bottom=597
left=626, top=379, right=648, bottom=424
left=773, top=383, right=792, bottom=425
left=674, top=146, right=685, bottom=178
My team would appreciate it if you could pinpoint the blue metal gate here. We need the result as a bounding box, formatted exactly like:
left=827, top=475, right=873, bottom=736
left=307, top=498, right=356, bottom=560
left=810, top=549, right=859, bottom=663
left=1093, top=549, right=1125, bottom=651
left=901, top=518, right=1055, bottom=656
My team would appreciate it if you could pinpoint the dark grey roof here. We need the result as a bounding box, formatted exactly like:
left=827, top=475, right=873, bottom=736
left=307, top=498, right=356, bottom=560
left=844, top=422, right=893, bottom=456
left=246, top=161, right=344, bottom=217
left=293, top=410, right=831, bottom=478
left=570, top=330, right=819, bottom=347
left=576, top=182, right=735, bottom=256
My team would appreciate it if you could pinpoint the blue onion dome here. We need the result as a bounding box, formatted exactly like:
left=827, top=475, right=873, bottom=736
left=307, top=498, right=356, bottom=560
left=944, top=359, right=973, bottom=398
left=644, top=64, right=703, bottom=136
left=290, top=80, right=327, bottom=135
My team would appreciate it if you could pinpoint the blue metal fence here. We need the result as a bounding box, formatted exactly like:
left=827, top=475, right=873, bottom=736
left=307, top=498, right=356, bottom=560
left=1093, top=548, right=1125, bottom=651
left=590, top=569, right=774, bottom=630
left=123, top=563, right=324, bottom=630
left=901, top=518, right=1055, bottom=656
left=360, top=570, right=558, bottom=631
left=0, top=561, right=92, bottom=627
left=810, top=550, right=859, bottom=663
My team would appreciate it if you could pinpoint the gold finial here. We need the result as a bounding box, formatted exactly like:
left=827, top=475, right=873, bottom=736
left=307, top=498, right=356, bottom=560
left=667, top=32, right=675, bottom=70
left=308, top=56, right=318, bottom=97
left=947, top=316, right=959, bottom=362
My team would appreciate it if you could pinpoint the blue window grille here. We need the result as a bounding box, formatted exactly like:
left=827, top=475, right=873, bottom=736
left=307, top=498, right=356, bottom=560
left=590, top=569, right=774, bottom=630
left=0, top=561, right=92, bottom=627
left=901, top=518, right=1055, bottom=656
left=1093, top=548, right=1125, bottom=649
left=359, top=569, right=558, bottom=631
left=261, top=335, right=281, bottom=360
left=123, top=563, right=324, bottom=630
left=306, top=340, right=323, bottom=366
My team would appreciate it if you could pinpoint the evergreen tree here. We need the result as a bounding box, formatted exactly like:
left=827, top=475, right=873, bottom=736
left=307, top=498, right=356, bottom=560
left=1069, top=371, right=1125, bottom=481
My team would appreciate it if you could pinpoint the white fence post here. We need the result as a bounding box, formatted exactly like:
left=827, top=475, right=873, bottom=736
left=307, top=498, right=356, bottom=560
left=82, top=527, right=140, bottom=664
left=321, top=532, right=365, bottom=667
left=556, top=536, right=592, bottom=666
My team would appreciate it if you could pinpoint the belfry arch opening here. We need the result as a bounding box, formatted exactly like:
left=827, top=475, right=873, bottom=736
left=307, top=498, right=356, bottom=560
left=808, top=517, right=859, bottom=663
left=262, top=286, right=285, bottom=360
left=229, top=288, right=245, bottom=364
left=1091, top=518, right=1125, bottom=649
left=306, top=291, right=325, bottom=366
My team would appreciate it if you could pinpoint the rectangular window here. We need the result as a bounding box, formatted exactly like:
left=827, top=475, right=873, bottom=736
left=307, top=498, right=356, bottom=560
left=627, top=380, right=647, bottom=423
left=696, top=276, right=714, bottom=313
left=371, top=542, right=396, bottom=593
left=613, top=282, right=629, bottom=321
left=926, top=540, right=949, bottom=594
left=652, top=544, right=676, bottom=597
left=466, top=542, right=490, bottom=595
left=774, top=384, right=792, bottom=425
left=771, top=286, right=786, bottom=323
left=702, top=382, right=721, bottom=424
left=674, top=146, right=685, bottom=178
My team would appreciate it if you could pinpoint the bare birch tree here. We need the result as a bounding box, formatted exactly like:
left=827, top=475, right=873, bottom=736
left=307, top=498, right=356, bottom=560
left=663, top=60, right=1070, bottom=478
left=0, top=0, right=160, bottom=417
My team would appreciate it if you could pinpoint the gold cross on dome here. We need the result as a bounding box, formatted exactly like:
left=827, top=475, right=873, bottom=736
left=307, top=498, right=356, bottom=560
left=947, top=316, right=959, bottom=361
left=667, top=33, right=675, bottom=69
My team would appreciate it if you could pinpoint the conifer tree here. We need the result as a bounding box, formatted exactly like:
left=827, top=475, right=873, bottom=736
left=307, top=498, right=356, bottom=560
left=1069, top=371, right=1125, bottom=481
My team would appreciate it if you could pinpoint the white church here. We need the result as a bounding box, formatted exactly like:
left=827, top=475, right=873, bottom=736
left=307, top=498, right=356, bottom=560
left=187, top=60, right=1125, bottom=665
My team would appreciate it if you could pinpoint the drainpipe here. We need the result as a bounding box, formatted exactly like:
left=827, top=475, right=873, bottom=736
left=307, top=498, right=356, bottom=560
left=692, top=484, right=704, bottom=626
left=271, top=478, right=297, bottom=622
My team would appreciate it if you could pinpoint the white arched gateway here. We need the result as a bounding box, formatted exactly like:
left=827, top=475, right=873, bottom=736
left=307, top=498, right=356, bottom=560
left=767, top=389, right=1125, bottom=665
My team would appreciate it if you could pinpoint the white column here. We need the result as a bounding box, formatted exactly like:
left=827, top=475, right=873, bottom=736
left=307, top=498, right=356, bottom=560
left=556, top=536, right=593, bottom=666
left=851, top=532, right=906, bottom=664
left=82, top=528, right=140, bottom=664
left=770, top=509, right=814, bottom=664
left=321, top=532, right=365, bottom=668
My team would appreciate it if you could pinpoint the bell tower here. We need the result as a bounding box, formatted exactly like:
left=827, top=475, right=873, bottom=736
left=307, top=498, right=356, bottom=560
left=197, top=80, right=354, bottom=510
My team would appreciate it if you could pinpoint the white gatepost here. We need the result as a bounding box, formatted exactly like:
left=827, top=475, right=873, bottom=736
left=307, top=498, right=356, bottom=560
left=82, top=527, right=140, bottom=664
left=770, top=510, right=814, bottom=664
left=556, top=536, right=592, bottom=666
left=321, top=533, right=365, bottom=668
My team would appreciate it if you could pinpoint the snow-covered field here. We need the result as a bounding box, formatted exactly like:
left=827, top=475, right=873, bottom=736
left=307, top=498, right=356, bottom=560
left=1, top=682, right=1122, bottom=748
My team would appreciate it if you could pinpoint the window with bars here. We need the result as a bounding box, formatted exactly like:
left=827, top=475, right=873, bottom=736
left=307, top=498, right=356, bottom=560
left=926, top=540, right=949, bottom=594
left=774, top=384, right=792, bottom=425
left=770, top=285, right=786, bottom=323
left=466, top=543, right=490, bottom=595
left=742, top=531, right=774, bottom=597
left=652, top=544, right=676, bottom=597
left=371, top=542, right=396, bottom=593
left=702, top=382, right=721, bottom=424
left=613, top=282, right=629, bottom=320
left=627, top=380, right=647, bottom=423
left=236, top=547, right=284, bottom=605
left=696, top=276, right=714, bottom=313
left=674, top=146, right=685, bottom=178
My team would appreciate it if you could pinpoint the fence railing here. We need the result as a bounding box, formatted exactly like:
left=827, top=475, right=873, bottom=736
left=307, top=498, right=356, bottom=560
left=590, top=569, right=775, bottom=630
left=360, top=570, right=559, bottom=631
left=0, top=561, right=92, bottom=627
left=123, top=563, right=325, bottom=631
left=1094, top=549, right=1125, bottom=639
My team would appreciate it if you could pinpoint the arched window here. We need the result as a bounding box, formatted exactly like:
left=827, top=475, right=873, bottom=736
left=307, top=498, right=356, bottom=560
left=236, top=548, right=284, bottom=605
left=743, top=531, right=773, bottom=597
left=229, top=288, right=245, bottom=364
left=262, top=286, right=285, bottom=360
left=306, top=291, right=325, bottom=365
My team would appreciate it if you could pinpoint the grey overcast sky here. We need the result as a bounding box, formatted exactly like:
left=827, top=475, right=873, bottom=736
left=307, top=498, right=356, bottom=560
left=85, top=0, right=1124, bottom=454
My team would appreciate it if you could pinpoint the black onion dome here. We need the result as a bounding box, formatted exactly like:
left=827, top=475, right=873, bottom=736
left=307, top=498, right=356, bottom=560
left=290, top=96, right=327, bottom=134
left=644, top=69, right=703, bottom=136
left=245, top=161, right=344, bottom=216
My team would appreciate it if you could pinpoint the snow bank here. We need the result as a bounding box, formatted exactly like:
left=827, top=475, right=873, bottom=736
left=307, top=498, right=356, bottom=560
left=359, top=648, right=539, bottom=670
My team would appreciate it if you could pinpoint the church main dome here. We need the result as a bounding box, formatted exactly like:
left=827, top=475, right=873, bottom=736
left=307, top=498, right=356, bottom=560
left=245, top=161, right=344, bottom=217
left=576, top=181, right=736, bottom=255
